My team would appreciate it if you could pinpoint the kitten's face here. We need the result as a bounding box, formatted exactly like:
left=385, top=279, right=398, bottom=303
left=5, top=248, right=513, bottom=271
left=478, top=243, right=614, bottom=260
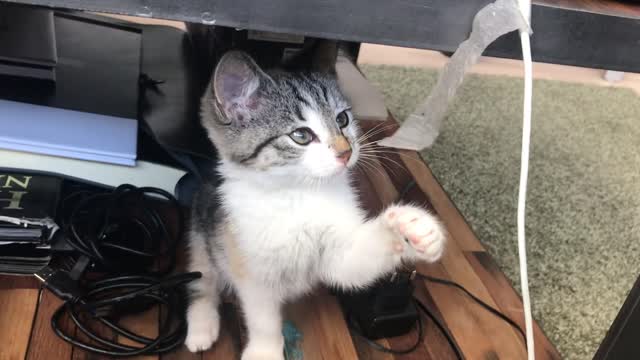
left=201, top=51, right=360, bottom=183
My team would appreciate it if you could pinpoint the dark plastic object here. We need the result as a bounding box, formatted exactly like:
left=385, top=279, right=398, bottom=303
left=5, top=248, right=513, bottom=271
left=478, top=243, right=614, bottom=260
left=4, top=0, right=640, bottom=72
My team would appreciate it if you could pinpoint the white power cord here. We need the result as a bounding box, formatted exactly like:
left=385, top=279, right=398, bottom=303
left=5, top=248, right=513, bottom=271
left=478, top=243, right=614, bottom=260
left=517, top=0, right=535, bottom=359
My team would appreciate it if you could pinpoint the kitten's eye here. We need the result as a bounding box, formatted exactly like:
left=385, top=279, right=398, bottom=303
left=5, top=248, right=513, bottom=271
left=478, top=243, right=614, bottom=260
left=336, top=110, right=350, bottom=128
left=289, top=128, right=315, bottom=145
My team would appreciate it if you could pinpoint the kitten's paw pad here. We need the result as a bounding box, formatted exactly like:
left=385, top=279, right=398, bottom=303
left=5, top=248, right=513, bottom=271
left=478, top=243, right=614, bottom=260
left=185, top=302, right=220, bottom=352
left=385, top=205, right=446, bottom=262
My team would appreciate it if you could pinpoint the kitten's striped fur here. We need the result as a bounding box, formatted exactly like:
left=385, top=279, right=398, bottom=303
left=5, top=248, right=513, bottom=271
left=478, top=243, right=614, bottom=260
left=185, top=50, right=447, bottom=359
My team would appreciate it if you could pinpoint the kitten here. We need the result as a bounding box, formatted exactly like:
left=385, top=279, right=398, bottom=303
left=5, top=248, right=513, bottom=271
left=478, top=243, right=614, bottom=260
left=185, top=48, right=447, bottom=360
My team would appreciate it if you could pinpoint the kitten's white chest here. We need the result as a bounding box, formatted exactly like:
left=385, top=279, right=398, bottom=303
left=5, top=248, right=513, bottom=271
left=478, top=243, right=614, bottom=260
left=220, top=175, right=363, bottom=295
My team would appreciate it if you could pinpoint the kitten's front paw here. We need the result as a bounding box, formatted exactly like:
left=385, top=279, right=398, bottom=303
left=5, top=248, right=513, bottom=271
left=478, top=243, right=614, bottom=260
left=185, top=300, right=220, bottom=352
left=241, top=344, right=284, bottom=360
left=384, top=205, right=446, bottom=262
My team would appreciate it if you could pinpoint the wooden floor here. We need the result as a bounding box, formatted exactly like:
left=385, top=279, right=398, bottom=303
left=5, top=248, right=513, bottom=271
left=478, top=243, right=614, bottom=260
left=0, top=118, right=561, bottom=360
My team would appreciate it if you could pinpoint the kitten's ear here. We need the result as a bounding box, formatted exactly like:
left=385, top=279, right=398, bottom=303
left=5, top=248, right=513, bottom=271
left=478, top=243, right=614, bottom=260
left=213, top=51, right=270, bottom=124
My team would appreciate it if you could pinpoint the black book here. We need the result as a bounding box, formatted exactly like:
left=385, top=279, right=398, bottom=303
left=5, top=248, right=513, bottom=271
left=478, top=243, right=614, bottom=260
left=0, top=173, right=61, bottom=242
left=0, top=173, right=61, bottom=275
left=0, top=3, right=57, bottom=81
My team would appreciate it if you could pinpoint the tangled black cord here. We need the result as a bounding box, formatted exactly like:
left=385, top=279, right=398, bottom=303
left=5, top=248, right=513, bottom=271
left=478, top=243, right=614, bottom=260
left=63, top=184, right=180, bottom=276
left=52, top=273, right=200, bottom=357
left=48, top=184, right=201, bottom=357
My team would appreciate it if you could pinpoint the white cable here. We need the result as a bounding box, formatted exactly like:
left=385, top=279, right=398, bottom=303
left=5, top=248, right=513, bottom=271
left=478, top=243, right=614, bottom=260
left=517, top=0, right=535, bottom=359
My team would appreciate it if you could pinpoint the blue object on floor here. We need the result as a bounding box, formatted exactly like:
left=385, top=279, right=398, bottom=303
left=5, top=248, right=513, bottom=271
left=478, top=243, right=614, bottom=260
left=283, top=320, right=303, bottom=360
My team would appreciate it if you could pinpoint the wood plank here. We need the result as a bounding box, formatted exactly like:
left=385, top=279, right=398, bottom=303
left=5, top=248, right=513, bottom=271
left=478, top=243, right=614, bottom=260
left=350, top=332, right=396, bottom=360
left=160, top=344, right=202, bottom=360
left=0, top=275, right=38, bottom=290
left=417, top=262, right=505, bottom=359
left=26, top=289, right=74, bottom=360
left=286, top=290, right=360, bottom=360
left=385, top=327, right=432, bottom=360
left=0, top=276, right=40, bottom=360
left=437, top=240, right=528, bottom=358
left=466, top=251, right=562, bottom=360
left=413, top=281, right=459, bottom=360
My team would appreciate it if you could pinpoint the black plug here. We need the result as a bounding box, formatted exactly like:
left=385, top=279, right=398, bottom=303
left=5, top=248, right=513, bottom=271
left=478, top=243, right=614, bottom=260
left=34, top=266, right=82, bottom=301
left=337, top=272, right=419, bottom=339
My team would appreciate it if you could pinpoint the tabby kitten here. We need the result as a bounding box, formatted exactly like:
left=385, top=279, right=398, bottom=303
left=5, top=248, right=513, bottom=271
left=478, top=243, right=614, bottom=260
left=185, top=49, right=446, bottom=360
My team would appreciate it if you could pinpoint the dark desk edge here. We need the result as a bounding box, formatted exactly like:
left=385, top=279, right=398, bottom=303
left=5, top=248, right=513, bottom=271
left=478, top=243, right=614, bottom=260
left=3, top=0, right=640, bottom=72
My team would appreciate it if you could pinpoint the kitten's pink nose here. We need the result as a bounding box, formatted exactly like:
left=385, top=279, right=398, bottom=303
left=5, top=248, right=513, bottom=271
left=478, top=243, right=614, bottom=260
left=332, top=136, right=352, bottom=166
left=336, top=149, right=352, bottom=165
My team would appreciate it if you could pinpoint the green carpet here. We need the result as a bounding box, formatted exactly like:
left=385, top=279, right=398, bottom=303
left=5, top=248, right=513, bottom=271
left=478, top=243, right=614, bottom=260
left=361, top=65, right=640, bottom=360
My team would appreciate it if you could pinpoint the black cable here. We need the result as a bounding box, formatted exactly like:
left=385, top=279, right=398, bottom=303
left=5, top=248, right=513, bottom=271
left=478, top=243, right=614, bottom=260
left=413, top=296, right=464, bottom=360
left=50, top=272, right=201, bottom=357
left=62, top=184, right=181, bottom=277
left=347, top=305, right=424, bottom=355
left=36, top=183, right=200, bottom=357
left=414, top=272, right=527, bottom=342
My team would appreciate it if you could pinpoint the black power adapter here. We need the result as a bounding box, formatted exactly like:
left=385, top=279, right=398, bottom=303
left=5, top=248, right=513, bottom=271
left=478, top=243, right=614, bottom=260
left=337, top=272, right=419, bottom=339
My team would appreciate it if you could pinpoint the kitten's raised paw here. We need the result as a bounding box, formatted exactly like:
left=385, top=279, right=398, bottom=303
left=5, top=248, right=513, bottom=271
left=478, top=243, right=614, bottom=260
left=185, top=300, right=220, bottom=352
left=384, top=205, right=446, bottom=262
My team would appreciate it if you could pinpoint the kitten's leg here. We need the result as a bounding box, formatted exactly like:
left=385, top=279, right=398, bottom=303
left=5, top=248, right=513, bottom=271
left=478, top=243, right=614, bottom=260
left=185, top=231, right=221, bottom=352
left=236, top=283, right=284, bottom=360
left=323, top=204, right=446, bottom=289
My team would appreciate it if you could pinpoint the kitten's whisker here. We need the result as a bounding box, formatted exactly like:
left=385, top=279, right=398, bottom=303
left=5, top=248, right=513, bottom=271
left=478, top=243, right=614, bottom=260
left=355, top=157, right=376, bottom=173
left=364, top=148, right=428, bottom=168
left=363, top=153, right=407, bottom=174
left=355, top=162, right=377, bottom=178
left=364, top=162, right=389, bottom=181
left=356, top=123, right=396, bottom=142
left=358, top=142, right=382, bottom=149
left=364, top=155, right=401, bottom=179
left=356, top=124, right=397, bottom=144
left=356, top=158, right=387, bottom=180
left=358, top=152, right=408, bottom=177
left=357, top=122, right=393, bottom=139
left=358, top=155, right=391, bottom=178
